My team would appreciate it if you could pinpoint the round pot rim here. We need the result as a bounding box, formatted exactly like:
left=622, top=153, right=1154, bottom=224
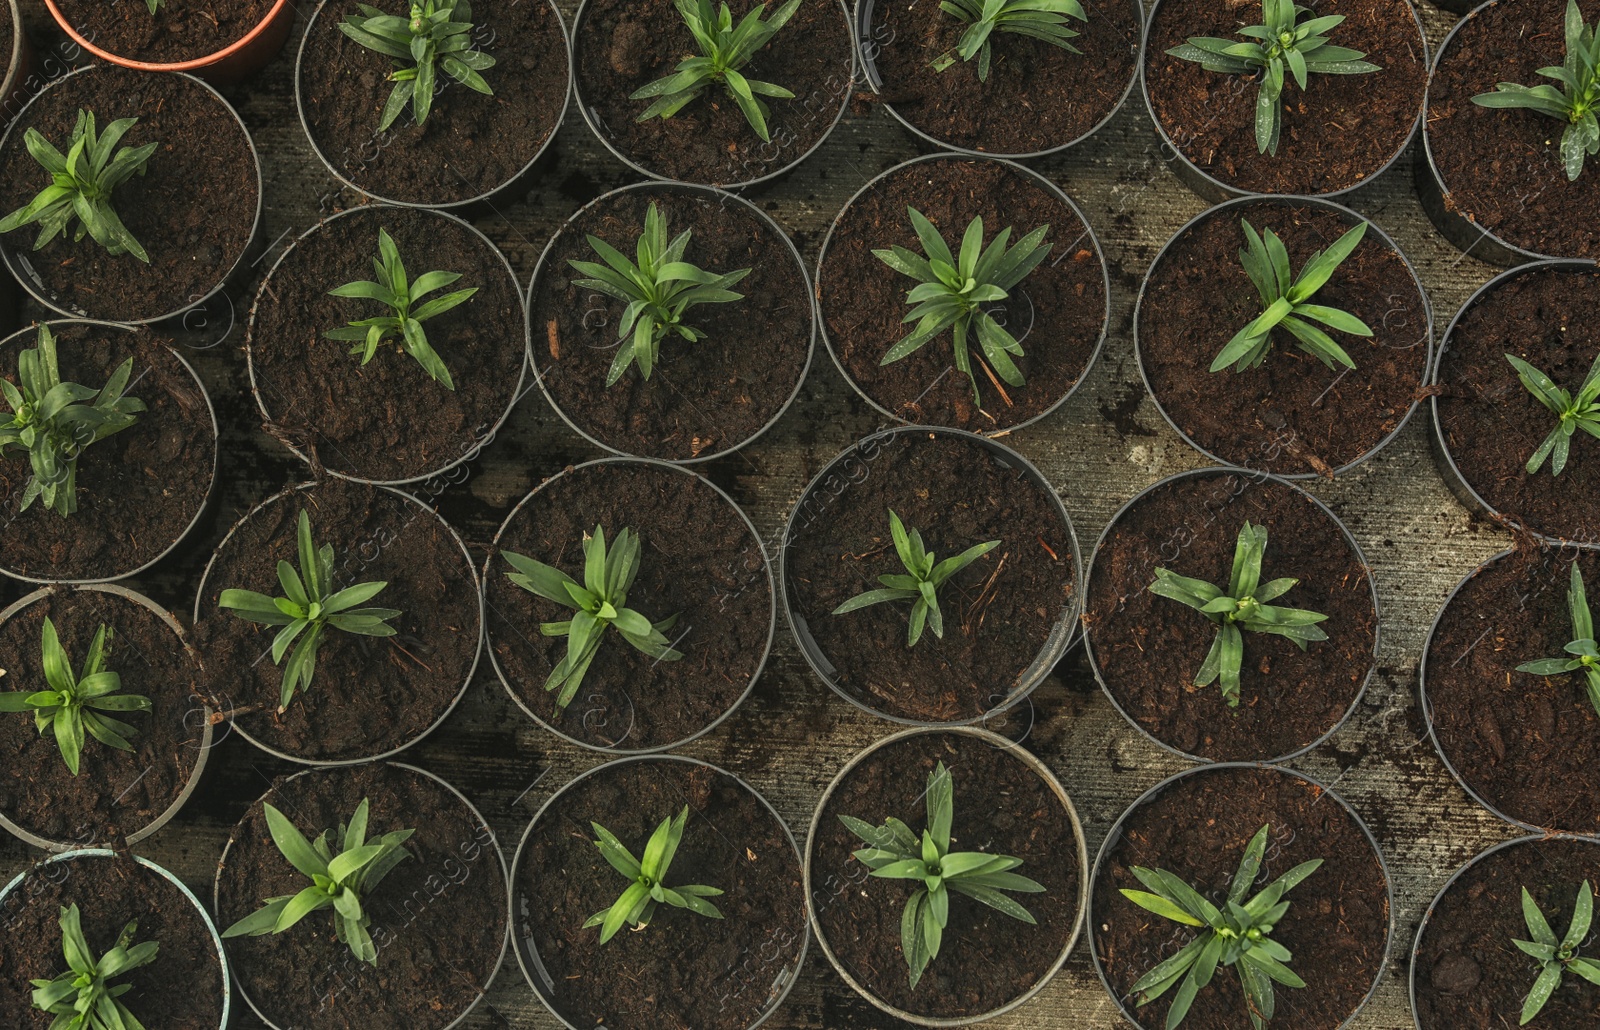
left=211, top=760, right=508, bottom=1030
left=779, top=423, right=1084, bottom=727
left=293, top=0, right=573, bottom=210
left=190, top=478, right=485, bottom=767
left=801, top=724, right=1090, bottom=1026
left=0, top=65, right=264, bottom=326
left=1081, top=464, right=1383, bottom=765
left=1429, top=257, right=1600, bottom=548
left=815, top=151, right=1111, bottom=436
left=1138, top=0, right=1428, bottom=201
left=1, top=0, right=23, bottom=103
left=244, top=202, right=530, bottom=487
left=1132, top=193, right=1435, bottom=480
left=0, top=318, right=221, bottom=585
left=851, top=0, right=1145, bottom=159
left=570, top=0, right=856, bottom=189
left=1, top=848, right=232, bottom=1029
left=1407, top=830, right=1600, bottom=1030
left=1087, top=760, right=1395, bottom=1030
left=483, top=454, right=777, bottom=755
left=508, top=752, right=809, bottom=1030
left=524, top=180, right=817, bottom=464
left=44, top=0, right=291, bottom=72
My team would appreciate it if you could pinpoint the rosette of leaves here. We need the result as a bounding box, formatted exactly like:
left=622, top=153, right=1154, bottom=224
left=0, top=618, right=149, bottom=776
left=933, top=0, right=1087, bottom=81
left=1514, top=879, right=1600, bottom=1024
left=340, top=0, right=496, bottom=131
left=1517, top=563, right=1600, bottom=716
left=584, top=805, right=724, bottom=943
left=831, top=509, right=1000, bottom=647
left=28, top=904, right=158, bottom=1030
left=1473, top=0, right=1600, bottom=182
left=1504, top=350, right=1600, bottom=477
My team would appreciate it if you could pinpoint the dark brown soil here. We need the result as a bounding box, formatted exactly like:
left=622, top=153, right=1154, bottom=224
left=1139, top=200, right=1430, bottom=477
left=1145, top=0, right=1426, bottom=194
left=1094, top=766, right=1390, bottom=1030
left=0, top=67, right=258, bottom=322
left=1435, top=265, right=1600, bottom=544
left=530, top=187, right=811, bottom=461
left=866, top=0, right=1141, bottom=153
left=574, top=0, right=854, bottom=185
left=298, top=0, right=567, bottom=205
left=215, top=763, right=506, bottom=1030
left=811, top=732, right=1081, bottom=1019
left=1429, top=0, right=1600, bottom=259
left=786, top=431, right=1076, bottom=723
left=1086, top=471, right=1377, bottom=761
left=819, top=158, right=1106, bottom=432
left=0, top=854, right=226, bottom=1030
left=54, top=0, right=274, bottom=65
left=485, top=462, right=771, bottom=751
left=249, top=206, right=524, bottom=483
left=191, top=479, right=481, bottom=762
left=1414, top=837, right=1600, bottom=1029
left=1424, top=548, right=1600, bottom=833
left=0, top=589, right=202, bottom=847
left=0, top=322, right=216, bottom=582
left=516, top=758, right=806, bottom=1030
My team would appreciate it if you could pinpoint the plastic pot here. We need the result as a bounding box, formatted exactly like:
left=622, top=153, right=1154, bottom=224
left=804, top=725, right=1089, bottom=1026
left=781, top=425, right=1083, bottom=728
left=1, top=0, right=37, bottom=126
left=0, top=584, right=213, bottom=852
left=43, top=0, right=293, bottom=84
left=511, top=753, right=808, bottom=1030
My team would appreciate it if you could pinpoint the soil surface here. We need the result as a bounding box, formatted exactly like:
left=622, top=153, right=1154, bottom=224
left=1428, top=0, right=1600, bottom=259
left=786, top=431, right=1076, bottom=723
left=819, top=158, right=1106, bottom=432
left=1434, top=265, right=1600, bottom=544
left=249, top=206, right=525, bottom=483
left=485, top=461, right=771, bottom=751
left=1086, top=470, right=1377, bottom=760
left=1414, top=837, right=1600, bottom=1030
left=1145, top=0, right=1426, bottom=194
left=298, top=0, right=568, bottom=205
left=1094, top=766, right=1390, bottom=1030
left=810, top=731, right=1081, bottom=1019
left=0, top=589, right=202, bottom=846
left=516, top=758, right=806, bottom=1030
left=0, top=322, right=216, bottom=581
left=1424, top=548, right=1600, bottom=833
left=54, top=0, right=274, bottom=65
left=574, top=0, right=854, bottom=184
left=0, top=67, right=258, bottom=322
left=865, top=0, right=1141, bottom=154
left=214, top=763, right=506, bottom=1030
left=530, top=187, right=812, bottom=460
left=191, top=478, right=481, bottom=762
left=1139, top=200, right=1430, bottom=477
left=0, top=854, right=225, bottom=1030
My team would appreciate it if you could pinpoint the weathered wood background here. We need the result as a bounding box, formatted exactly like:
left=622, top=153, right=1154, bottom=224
left=0, top=1, right=1545, bottom=1027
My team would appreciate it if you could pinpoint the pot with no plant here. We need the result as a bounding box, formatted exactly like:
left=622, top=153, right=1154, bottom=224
left=1421, top=0, right=1600, bottom=265
left=247, top=203, right=527, bottom=486
left=853, top=0, right=1143, bottom=158
left=1090, top=763, right=1393, bottom=1030
left=212, top=761, right=508, bottom=1030
left=483, top=457, right=774, bottom=754
left=0, top=65, right=262, bottom=325
left=527, top=182, right=814, bottom=462
left=0, top=320, right=218, bottom=585
left=805, top=725, right=1088, bottom=1025
left=816, top=153, right=1109, bottom=433
left=1141, top=0, right=1427, bottom=201
left=1411, top=834, right=1600, bottom=1030
left=511, top=754, right=808, bottom=1030
left=295, top=0, right=571, bottom=209
left=1083, top=467, right=1380, bottom=763
left=782, top=426, right=1081, bottom=726
left=1135, top=195, right=1432, bottom=478
left=1431, top=260, right=1600, bottom=546
left=0, top=849, right=230, bottom=1029
left=571, top=0, right=856, bottom=187
left=44, top=0, right=295, bottom=83
left=191, top=477, right=484, bottom=765
left=1420, top=545, right=1600, bottom=835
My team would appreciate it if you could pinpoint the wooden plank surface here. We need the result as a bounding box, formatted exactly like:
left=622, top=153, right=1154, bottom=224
left=0, top=1, right=1543, bottom=1027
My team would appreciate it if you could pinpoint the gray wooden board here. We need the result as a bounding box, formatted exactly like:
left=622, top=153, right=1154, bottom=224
left=0, top=1, right=1551, bottom=1027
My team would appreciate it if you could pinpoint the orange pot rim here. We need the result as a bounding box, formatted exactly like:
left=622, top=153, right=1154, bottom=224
left=43, top=0, right=292, bottom=72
